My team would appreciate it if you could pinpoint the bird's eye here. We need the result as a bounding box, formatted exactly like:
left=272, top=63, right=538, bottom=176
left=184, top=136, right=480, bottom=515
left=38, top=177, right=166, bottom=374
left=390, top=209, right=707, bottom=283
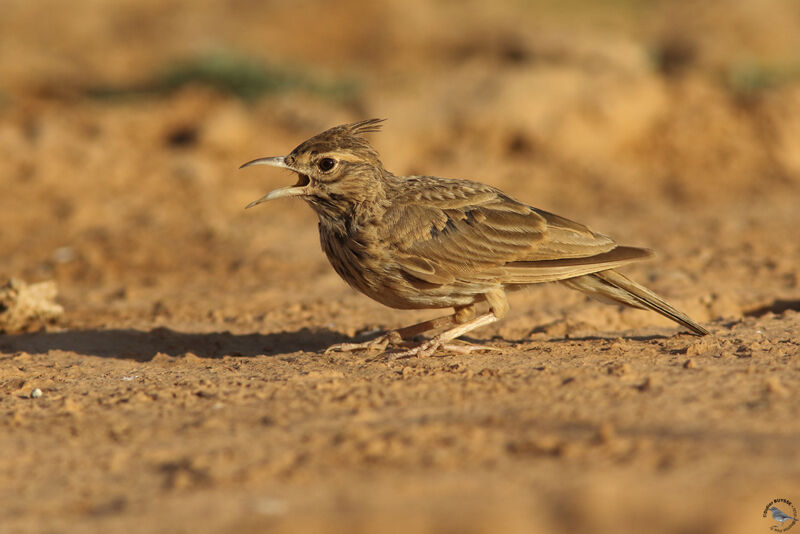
left=317, top=157, right=336, bottom=172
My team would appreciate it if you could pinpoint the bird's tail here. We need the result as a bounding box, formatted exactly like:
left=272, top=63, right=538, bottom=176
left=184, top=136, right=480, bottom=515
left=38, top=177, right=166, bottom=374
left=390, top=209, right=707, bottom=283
left=562, top=269, right=709, bottom=336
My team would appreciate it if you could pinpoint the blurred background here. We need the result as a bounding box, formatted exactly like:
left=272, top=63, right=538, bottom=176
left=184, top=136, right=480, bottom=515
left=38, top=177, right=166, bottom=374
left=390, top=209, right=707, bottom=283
left=1, top=0, right=798, bottom=311
left=1, top=1, right=799, bottom=532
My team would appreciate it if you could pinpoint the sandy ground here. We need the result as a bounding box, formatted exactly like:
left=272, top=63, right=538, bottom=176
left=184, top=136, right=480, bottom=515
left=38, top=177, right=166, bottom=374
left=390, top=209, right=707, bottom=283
left=1, top=1, right=800, bottom=532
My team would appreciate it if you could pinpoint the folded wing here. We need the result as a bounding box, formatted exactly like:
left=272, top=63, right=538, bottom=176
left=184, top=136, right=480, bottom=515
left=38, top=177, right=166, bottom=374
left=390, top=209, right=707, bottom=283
left=382, top=177, right=651, bottom=285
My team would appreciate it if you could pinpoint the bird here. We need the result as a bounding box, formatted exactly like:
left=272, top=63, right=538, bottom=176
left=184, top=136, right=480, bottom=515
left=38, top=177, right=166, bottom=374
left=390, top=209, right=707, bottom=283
left=770, top=506, right=797, bottom=524
left=241, top=118, right=709, bottom=358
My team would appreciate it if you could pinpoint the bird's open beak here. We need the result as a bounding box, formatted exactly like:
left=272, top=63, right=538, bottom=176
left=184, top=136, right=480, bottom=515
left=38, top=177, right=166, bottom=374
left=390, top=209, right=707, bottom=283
left=239, top=156, right=309, bottom=209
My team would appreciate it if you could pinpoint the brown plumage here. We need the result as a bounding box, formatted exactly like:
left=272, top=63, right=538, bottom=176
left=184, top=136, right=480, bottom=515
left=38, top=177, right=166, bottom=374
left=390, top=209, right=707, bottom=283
left=241, top=119, right=709, bottom=358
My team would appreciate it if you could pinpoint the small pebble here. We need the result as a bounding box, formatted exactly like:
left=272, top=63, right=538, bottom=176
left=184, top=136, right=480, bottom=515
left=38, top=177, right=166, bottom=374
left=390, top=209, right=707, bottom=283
left=30, top=388, right=42, bottom=399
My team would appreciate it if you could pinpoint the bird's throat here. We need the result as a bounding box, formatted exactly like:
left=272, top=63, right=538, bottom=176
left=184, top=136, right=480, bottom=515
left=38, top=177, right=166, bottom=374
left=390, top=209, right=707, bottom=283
left=293, top=173, right=310, bottom=187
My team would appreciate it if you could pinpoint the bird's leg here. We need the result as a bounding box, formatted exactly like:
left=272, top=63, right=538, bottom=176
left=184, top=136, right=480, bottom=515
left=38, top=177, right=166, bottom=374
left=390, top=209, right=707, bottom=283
left=388, top=288, right=508, bottom=359
left=395, top=313, right=459, bottom=339
left=388, top=312, right=499, bottom=360
left=324, top=310, right=465, bottom=354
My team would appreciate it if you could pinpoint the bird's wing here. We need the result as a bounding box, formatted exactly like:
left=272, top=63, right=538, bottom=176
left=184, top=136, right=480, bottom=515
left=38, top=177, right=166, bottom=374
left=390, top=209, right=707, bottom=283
left=382, top=177, right=650, bottom=285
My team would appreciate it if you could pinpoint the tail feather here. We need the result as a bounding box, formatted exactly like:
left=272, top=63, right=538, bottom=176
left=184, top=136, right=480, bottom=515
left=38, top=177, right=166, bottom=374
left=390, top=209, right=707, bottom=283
left=563, top=269, right=709, bottom=336
left=500, top=246, right=653, bottom=284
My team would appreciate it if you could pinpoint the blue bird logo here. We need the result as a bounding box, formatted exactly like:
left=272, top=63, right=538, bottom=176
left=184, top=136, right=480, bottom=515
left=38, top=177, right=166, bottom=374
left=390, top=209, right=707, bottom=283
left=771, top=506, right=798, bottom=525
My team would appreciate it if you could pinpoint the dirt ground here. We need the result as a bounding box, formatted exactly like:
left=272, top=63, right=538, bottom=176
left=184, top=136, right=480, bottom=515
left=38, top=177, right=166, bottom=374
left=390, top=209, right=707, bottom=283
left=1, top=1, right=800, bottom=532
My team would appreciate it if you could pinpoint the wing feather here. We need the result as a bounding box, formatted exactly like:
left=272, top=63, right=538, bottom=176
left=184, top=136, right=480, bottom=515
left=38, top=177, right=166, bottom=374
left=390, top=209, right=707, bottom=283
left=382, top=177, right=646, bottom=285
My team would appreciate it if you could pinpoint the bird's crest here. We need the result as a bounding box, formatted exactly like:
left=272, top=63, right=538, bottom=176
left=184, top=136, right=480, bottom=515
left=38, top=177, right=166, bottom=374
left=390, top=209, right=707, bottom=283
left=289, top=119, right=386, bottom=166
left=346, top=118, right=385, bottom=137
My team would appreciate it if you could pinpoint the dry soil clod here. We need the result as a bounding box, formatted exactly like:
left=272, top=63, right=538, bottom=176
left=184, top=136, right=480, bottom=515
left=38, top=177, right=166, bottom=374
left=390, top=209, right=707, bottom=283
left=0, top=278, right=63, bottom=333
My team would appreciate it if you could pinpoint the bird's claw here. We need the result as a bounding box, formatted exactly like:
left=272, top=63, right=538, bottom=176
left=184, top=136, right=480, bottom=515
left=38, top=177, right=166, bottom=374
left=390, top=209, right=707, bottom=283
left=324, top=331, right=402, bottom=355
left=387, top=339, right=501, bottom=360
left=325, top=327, right=502, bottom=360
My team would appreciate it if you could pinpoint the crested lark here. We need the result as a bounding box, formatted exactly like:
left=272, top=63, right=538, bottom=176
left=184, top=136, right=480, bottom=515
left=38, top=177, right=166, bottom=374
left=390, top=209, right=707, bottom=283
left=241, top=119, right=708, bottom=358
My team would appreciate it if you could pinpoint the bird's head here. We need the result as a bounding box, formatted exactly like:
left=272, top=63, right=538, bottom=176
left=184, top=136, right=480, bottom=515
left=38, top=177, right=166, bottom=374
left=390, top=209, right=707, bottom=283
left=241, top=118, right=387, bottom=215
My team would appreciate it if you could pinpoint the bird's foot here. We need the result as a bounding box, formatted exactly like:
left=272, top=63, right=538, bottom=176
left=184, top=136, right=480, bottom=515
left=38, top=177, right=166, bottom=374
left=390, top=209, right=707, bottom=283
left=387, top=339, right=501, bottom=360
left=324, top=331, right=404, bottom=355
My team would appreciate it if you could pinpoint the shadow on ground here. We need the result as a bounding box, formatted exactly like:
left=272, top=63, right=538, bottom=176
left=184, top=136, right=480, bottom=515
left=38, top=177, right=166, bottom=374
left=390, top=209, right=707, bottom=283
left=0, top=326, right=349, bottom=360
left=1, top=327, right=690, bottom=362
left=744, top=299, right=800, bottom=318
